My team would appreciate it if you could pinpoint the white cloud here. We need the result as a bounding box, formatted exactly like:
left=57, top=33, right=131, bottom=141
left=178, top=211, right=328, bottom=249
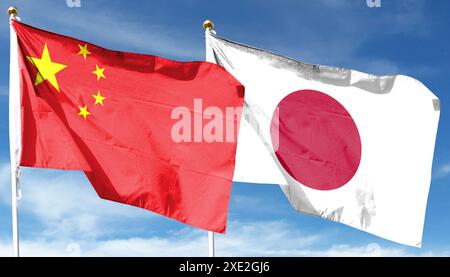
left=0, top=164, right=149, bottom=219
left=292, top=243, right=434, bottom=257
left=0, top=220, right=442, bottom=257
left=435, top=164, right=450, bottom=178
left=0, top=0, right=202, bottom=60
left=349, top=59, right=400, bottom=76
left=0, top=163, right=448, bottom=257
left=0, top=163, right=157, bottom=240
left=47, top=13, right=203, bottom=60
left=217, top=221, right=321, bottom=257
left=253, top=0, right=430, bottom=75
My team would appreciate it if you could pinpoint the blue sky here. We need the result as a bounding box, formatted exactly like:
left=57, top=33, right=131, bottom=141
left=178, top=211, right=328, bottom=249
left=0, top=0, right=449, bottom=256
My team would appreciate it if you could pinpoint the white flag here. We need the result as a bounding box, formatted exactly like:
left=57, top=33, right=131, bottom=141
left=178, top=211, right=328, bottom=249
left=206, top=32, right=440, bottom=247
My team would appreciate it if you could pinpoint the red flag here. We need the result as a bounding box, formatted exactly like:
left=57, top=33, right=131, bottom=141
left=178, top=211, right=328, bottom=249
left=11, top=21, right=244, bottom=233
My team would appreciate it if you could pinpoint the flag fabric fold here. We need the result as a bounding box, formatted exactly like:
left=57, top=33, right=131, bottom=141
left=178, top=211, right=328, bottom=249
left=11, top=21, right=245, bottom=233
left=206, top=32, right=440, bottom=246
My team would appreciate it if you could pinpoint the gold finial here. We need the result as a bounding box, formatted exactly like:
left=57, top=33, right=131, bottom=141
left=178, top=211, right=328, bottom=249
left=7, top=6, right=18, bottom=18
left=203, top=19, right=214, bottom=31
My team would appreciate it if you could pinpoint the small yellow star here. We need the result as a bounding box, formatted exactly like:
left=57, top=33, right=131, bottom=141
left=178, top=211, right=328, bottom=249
left=92, top=91, right=106, bottom=106
left=26, top=43, right=67, bottom=92
left=78, top=106, right=91, bottom=120
left=92, top=65, right=106, bottom=80
left=77, top=44, right=91, bottom=60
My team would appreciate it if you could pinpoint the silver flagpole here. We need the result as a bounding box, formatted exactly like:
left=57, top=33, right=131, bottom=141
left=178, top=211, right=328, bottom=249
left=203, top=19, right=216, bottom=258
left=208, top=231, right=215, bottom=257
left=10, top=168, right=19, bottom=258
left=8, top=6, right=21, bottom=258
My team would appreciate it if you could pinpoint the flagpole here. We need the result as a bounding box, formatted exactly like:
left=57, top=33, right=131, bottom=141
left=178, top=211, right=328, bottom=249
left=208, top=231, right=215, bottom=257
left=8, top=6, right=21, bottom=258
left=203, top=19, right=216, bottom=258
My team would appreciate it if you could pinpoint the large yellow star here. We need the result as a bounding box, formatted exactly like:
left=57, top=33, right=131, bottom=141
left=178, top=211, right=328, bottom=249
left=27, top=43, right=67, bottom=92
left=92, top=91, right=106, bottom=106
left=92, top=65, right=106, bottom=80
left=78, top=106, right=91, bottom=120
left=78, top=44, right=91, bottom=60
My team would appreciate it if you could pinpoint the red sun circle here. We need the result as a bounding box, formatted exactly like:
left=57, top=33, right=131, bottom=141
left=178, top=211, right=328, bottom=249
left=270, top=89, right=362, bottom=191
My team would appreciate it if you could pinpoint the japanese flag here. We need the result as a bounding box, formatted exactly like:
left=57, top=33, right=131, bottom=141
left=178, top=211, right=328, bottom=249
left=206, top=32, right=440, bottom=247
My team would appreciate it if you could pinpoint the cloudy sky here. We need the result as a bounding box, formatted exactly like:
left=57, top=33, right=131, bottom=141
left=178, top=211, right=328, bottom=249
left=0, top=0, right=449, bottom=257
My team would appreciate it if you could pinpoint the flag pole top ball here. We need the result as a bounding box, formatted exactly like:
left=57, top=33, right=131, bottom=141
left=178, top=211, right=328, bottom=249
left=203, top=19, right=214, bottom=31
left=7, top=6, right=18, bottom=18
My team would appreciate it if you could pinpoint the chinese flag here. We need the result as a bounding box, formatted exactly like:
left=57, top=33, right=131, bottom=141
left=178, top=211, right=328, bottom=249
left=11, top=21, right=244, bottom=233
